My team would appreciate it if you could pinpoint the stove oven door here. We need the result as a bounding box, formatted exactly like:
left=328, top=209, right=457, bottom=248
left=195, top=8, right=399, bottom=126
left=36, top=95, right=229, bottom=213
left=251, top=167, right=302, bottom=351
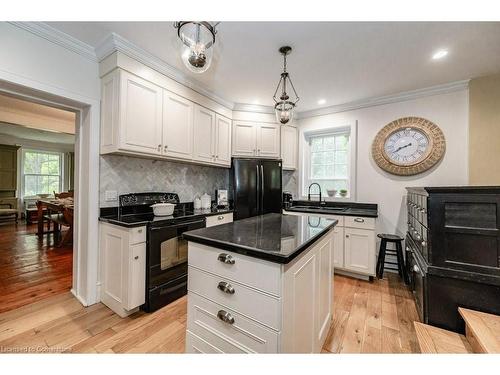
left=145, top=218, right=205, bottom=311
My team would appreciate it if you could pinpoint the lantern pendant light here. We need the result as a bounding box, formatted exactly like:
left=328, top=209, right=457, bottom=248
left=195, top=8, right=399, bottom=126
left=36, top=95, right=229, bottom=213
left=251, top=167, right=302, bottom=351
left=174, top=21, right=219, bottom=74
left=273, top=46, right=300, bottom=125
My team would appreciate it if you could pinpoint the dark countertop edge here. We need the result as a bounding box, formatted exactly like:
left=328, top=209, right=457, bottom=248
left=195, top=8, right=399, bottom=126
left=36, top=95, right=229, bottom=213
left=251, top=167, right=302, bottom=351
left=183, top=219, right=338, bottom=264
left=98, top=209, right=234, bottom=228
left=284, top=207, right=378, bottom=218
left=406, top=186, right=500, bottom=195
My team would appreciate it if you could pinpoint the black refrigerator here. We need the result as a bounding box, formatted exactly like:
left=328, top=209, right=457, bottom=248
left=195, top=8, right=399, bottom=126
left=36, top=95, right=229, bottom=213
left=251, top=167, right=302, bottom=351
left=231, top=158, right=282, bottom=220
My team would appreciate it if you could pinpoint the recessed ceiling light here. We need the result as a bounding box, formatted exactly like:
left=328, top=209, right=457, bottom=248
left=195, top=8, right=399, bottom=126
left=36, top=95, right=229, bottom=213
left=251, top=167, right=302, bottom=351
left=317, top=99, right=326, bottom=105
left=432, top=49, right=448, bottom=60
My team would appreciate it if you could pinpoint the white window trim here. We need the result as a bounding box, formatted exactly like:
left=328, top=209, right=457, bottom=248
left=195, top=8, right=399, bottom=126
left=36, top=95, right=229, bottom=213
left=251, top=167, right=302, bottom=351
left=299, top=121, right=357, bottom=202
left=21, top=148, right=65, bottom=199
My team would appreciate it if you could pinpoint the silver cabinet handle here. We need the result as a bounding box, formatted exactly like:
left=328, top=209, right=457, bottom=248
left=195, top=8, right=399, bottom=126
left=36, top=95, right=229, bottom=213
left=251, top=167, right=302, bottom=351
left=217, top=281, right=235, bottom=295
left=218, top=215, right=224, bottom=220
left=413, top=265, right=420, bottom=272
left=217, top=253, right=235, bottom=265
left=217, top=310, right=235, bottom=325
left=137, top=229, right=142, bottom=233
left=354, top=218, right=365, bottom=223
left=134, top=255, right=139, bottom=260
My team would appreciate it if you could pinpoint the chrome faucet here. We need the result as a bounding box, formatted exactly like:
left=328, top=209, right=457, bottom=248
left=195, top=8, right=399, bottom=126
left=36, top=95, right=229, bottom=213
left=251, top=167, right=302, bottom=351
left=308, top=183, right=322, bottom=203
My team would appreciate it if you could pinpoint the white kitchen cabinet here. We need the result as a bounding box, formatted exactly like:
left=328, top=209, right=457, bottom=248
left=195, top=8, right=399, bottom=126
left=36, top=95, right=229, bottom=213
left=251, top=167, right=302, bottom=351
left=193, top=104, right=216, bottom=164
left=215, top=114, right=232, bottom=166
left=232, top=121, right=257, bottom=157
left=186, top=230, right=333, bottom=353
left=232, top=121, right=280, bottom=158
left=332, top=225, right=345, bottom=269
left=99, top=222, right=146, bottom=317
left=101, top=69, right=163, bottom=156
left=344, top=227, right=376, bottom=275
left=100, top=68, right=232, bottom=168
left=284, top=210, right=377, bottom=279
left=281, top=125, right=298, bottom=170
left=257, top=123, right=280, bottom=158
left=162, top=90, right=194, bottom=160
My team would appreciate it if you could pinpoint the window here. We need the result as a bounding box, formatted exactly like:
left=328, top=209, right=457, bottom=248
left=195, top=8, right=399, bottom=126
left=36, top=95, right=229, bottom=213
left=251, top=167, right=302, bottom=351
left=303, top=129, right=352, bottom=199
left=23, top=150, right=62, bottom=197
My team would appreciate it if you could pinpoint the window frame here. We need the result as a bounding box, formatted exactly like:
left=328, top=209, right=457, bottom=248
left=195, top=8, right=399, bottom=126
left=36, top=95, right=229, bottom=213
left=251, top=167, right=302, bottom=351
left=299, top=122, right=357, bottom=202
left=21, top=148, right=64, bottom=198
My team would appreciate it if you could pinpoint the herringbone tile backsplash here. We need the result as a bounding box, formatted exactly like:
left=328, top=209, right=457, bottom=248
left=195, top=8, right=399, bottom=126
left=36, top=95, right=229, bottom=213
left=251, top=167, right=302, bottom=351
left=99, top=155, right=230, bottom=207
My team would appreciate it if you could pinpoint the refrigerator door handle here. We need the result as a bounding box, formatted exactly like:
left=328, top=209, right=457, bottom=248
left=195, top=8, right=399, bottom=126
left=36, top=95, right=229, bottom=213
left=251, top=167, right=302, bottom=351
left=260, top=165, right=264, bottom=214
left=256, top=164, right=260, bottom=214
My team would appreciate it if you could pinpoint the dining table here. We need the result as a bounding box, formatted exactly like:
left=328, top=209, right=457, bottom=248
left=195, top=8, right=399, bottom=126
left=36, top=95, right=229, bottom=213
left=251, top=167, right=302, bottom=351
left=36, top=198, right=74, bottom=247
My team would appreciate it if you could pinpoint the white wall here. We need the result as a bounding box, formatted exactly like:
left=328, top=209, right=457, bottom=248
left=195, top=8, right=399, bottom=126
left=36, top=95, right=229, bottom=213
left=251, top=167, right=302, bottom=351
left=298, top=89, right=469, bottom=237
left=0, top=22, right=101, bottom=306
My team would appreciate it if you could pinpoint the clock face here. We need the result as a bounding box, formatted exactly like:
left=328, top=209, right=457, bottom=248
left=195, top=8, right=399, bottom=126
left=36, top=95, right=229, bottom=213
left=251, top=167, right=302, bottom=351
left=383, top=127, right=430, bottom=166
left=371, top=117, right=446, bottom=176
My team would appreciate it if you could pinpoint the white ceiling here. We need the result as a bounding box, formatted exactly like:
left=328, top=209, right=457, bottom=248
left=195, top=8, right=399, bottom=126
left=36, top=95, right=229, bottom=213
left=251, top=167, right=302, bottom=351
left=0, top=122, right=75, bottom=144
left=47, top=22, right=500, bottom=112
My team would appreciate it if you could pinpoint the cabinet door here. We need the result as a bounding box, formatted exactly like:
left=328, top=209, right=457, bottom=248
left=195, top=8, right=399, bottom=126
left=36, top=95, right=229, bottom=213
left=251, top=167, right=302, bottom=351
left=126, top=243, right=146, bottom=310
left=316, top=236, right=332, bottom=352
left=215, top=114, right=232, bottom=166
left=344, top=227, right=376, bottom=275
left=0, top=145, right=18, bottom=191
left=193, top=104, right=215, bottom=163
left=332, top=226, right=344, bottom=269
left=163, top=90, right=194, bottom=160
left=119, top=71, right=163, bottom=155
left=281, top=126, right=298, bottom=169
left=257, top=123, right=280, bottom=158
left=232, top=121, right=257, bottom=157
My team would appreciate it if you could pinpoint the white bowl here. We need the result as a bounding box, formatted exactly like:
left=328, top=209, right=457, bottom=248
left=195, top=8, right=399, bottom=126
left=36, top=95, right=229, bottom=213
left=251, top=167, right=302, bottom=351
left=150, top=203, right=175, bottom=216
left=326, top=189, right=337, bottom=197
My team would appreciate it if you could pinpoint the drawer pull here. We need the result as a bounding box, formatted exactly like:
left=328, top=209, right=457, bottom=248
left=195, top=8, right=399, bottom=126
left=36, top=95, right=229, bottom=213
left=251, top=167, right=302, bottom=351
left=354, top=218, right=365, bottom=223
left=134, top=255, right=139, bottom=260
left=137, top=229, right=143, bottom=233
left=218, top=215, right=224, bottom=220
left=217, top=253, right=235, bottom=265
left=217, top=281, right=235, bottom=294
left=217, top=310, right=235, bottom=325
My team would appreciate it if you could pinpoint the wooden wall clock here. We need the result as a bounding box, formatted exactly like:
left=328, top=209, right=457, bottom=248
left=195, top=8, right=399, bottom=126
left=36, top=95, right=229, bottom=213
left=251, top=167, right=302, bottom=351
left=372, top=117, right=446, bottom=176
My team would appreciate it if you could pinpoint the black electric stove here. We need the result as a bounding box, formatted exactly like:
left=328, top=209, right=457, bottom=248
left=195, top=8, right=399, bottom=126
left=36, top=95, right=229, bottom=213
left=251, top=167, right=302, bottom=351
left=115, top=192, right=207, bottom=312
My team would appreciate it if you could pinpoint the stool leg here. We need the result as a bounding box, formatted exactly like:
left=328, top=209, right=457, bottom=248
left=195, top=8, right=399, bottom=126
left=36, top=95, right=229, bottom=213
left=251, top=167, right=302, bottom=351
left=395, top=241, right=405, bottom=281
left=377, top=239, right=387, bottom=279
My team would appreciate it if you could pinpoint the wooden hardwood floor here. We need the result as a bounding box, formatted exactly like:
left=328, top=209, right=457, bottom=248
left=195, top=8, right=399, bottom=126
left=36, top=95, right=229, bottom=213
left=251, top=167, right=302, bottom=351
left=0, top=273, right=420, bottom=353
left=0, top=221, right=73, bottom=314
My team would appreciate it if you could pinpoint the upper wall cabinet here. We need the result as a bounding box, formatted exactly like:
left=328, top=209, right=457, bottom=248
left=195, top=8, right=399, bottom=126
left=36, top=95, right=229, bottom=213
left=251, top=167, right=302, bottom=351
left=100, top=68, right=232, bottom=168
left=163, top=90, right=194, bottom=161
left=232, top=121, right=280, bottom=159
left=281, top=125, right=298, bottom=170
left=101, top=69, right=163, bottom=156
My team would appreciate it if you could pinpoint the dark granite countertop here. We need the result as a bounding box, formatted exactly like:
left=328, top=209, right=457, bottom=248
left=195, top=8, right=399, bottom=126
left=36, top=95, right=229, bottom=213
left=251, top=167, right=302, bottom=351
left=183, top=213, right=338, bottom=264
left=99, top=208, right=234, bottom=228
left=284, top=200, right=378, bottom=218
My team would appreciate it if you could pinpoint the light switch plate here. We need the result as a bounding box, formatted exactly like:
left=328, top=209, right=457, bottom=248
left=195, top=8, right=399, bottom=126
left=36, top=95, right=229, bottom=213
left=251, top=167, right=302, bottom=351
left=105, top=190, right=117, bottom=201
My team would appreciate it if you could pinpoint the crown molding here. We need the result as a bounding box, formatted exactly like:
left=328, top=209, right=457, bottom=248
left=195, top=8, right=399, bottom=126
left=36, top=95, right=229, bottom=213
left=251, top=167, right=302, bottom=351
left=95, top=32, right=234, bottom=110
left=8, top=22, right=97, bottom=62
left=232, top=103, right=275, bottom=114
left=297, top=79, right=470, bottom=120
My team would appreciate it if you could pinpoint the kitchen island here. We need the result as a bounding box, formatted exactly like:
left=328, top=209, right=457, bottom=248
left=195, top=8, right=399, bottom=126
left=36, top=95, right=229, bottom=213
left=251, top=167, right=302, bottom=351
left=183, top=213, right=338, bottom=353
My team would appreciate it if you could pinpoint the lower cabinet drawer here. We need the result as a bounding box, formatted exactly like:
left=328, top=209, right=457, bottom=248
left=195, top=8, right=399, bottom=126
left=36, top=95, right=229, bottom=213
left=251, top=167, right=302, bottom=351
left=188, top=266, right=281, bottom=330
left=186, top=331, right=223, bottom=353
left=206, top=213, right=233, bottom=228
left=187, top=292, right=279, bottom=353
left=345, top=216, right=375, bottom=230
left=188, top=242, right=281, bottom=296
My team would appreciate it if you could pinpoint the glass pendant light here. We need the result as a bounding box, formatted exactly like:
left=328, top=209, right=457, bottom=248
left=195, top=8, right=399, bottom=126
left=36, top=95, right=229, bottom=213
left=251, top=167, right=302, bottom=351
left=174, top=22, right=218, bottom=74
left=273, top=46, right=300, bottom=125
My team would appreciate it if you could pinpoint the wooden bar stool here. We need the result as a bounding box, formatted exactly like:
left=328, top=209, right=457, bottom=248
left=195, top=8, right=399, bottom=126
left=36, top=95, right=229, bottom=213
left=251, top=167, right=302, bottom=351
left=376, top=233, right=407, bottom=283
